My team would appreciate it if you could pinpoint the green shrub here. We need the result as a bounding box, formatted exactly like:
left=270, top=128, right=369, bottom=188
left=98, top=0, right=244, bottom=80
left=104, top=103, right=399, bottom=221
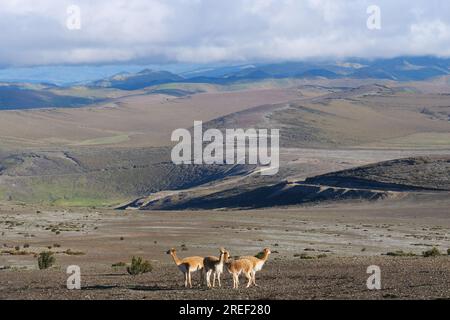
left=112, top=262, right=126, bottom=268
left=127, top=257, right=153, bottom=275
left=63, top=249, right=85, bottom=256
left=447, top=249, right=450, bottom=256
left=255, top=251, right=265, bottom=259
left=386, top=250, right=416, bottom=257
left=38, top=251, right=55, bottom=270
left=422, top=247, right=441, bottom=258
left=294, top=253, right=315, bottom=259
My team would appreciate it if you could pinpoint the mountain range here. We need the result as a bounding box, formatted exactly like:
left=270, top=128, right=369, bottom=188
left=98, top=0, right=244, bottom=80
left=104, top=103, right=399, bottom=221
left=1, top=56, right=450, bottom=109
left=88, top=56, right=450, bottom=90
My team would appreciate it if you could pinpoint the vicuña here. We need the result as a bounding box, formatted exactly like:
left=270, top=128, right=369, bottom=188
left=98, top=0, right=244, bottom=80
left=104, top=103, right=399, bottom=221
left=203, top=248, right=226, bottom=288
left=166, top=248, right=204, bottom=288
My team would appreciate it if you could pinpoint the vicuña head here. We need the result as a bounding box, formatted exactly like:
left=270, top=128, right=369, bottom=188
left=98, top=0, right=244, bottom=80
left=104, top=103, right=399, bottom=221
left=166, top=248, right=176, bottom=255
left=261, top=248, right=271, bottom=258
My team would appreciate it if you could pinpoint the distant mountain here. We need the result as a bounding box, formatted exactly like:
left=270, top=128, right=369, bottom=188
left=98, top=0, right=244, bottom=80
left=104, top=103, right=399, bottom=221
left=2, top=56, right=447, bottom=109
left=0, top=84, right=100, bottom=110
left=225, top=57, right=450, bottom=81
left=181, top=64, right=257, bottom=78
left=296, top=69, right=341, bottom=79
left=92, top=56, right=450, bottom=89
left=91, top=69, right=184, bottom=90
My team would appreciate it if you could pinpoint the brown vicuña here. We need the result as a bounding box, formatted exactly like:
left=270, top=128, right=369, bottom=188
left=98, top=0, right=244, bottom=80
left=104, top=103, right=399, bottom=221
left=223, top=250, right=255, bottom=289
left=240, top=248, right=271, bottom=286
left=166, top=248, right=204, bottom=288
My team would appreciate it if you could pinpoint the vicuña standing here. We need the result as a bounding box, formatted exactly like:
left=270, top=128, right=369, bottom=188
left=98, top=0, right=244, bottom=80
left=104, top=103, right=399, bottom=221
left=240, top=248, right=271, bottom=286
left=166, top=248, right=204, bottom=288
left=203, top=248, right=226, bottom=288
left=224, top=250, right=255, bottom=289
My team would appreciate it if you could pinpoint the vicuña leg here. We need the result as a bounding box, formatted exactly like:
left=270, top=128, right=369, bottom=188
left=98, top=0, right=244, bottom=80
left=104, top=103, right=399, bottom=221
left=245, top=272, right=252, bottom=288
left=206, top=270, right=212, bottom=288
left=252, top=273, right=259, bottom=286
left=188, top=272, right=192, bottom=288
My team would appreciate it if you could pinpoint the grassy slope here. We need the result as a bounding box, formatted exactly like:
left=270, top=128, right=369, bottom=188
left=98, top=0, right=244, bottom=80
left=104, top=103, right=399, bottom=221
left=0, top=148, right=250, bottom=207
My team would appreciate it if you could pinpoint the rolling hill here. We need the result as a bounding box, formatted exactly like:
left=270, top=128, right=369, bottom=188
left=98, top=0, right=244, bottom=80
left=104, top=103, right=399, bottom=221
left=91, top=69, right=184, bottom=90
left=0, top=84, right=102, bottom=110
left=122, top=156, right=450, bottom=210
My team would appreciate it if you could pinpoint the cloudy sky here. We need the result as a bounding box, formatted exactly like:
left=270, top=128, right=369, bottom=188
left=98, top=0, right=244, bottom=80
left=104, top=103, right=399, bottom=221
left=1, top=0, right=450, bottom=67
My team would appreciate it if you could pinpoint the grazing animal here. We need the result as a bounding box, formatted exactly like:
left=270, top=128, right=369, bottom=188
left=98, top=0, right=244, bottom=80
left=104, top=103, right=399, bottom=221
left=166, top=248, right=204, bottom=288
left=240, top=248, right=271, bottom=286
left=223, top=250, right=255, bottom=289
left=203, top=248, right=226, bottom=288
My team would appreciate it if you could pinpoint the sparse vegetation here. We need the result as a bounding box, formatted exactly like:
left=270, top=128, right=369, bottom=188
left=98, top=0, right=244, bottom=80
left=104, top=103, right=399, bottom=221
left=294, top=253, right=315, bottom=260
left=422, top=247, right=441, bottom=258
left=112, top=262, right=126, bottom=268
left=1, top=250, right=31, bottom=256
left=63, top=249, right=85, bottom=256
left=126, top=256, right=153, bottom=275
left=255, top=251, right=265, bottom=259
left=386, top=250, right=416, bottom=257
left=38, top=251, right=55, bottom=270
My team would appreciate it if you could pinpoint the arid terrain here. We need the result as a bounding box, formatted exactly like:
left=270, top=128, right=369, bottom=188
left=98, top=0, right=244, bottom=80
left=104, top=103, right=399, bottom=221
left=1, top=197, right=450, bottom=300
left=1, top=73, right=449, bottom=300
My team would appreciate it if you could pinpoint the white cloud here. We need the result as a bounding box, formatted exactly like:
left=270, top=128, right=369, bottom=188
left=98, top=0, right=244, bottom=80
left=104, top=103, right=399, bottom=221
left=0, top=0, right=449, bottom=66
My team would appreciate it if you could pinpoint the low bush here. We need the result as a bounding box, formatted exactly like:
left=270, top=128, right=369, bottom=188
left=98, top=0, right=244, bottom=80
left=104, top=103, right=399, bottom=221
left=386, top=250, right=416, bottom=257
left=422, top=247, right=441, bottom=258
left=38, top=251, right=55, bottom=270
left=127, top=257, right=153, bottom=275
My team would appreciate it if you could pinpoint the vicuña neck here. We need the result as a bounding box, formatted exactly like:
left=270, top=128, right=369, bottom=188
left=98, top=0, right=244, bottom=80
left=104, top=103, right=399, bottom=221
left=219, top=252, right=225, bottom=265
left=170, top=252, right=182, bottom=265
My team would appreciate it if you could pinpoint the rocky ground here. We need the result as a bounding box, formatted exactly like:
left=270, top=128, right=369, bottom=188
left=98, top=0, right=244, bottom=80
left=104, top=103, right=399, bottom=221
left=1, top=257, right=450, bottom=300
left=1, top=198, right=450, bottom=300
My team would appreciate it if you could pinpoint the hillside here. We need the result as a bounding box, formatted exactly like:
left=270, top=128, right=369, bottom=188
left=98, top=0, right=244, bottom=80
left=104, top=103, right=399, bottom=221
left=91, top=69, right=184, bottom=90
left=0, top=148, right=251, bottom=206
left=305, top=157, right=450, bottom=191
left=0, top=84, right=102, bottom=110
left=123, top=156, right=450, bottom=210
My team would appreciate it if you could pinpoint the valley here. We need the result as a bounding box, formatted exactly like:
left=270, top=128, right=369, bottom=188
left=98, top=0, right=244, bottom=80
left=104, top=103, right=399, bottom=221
left=0, top=59, right=449, bottom=300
